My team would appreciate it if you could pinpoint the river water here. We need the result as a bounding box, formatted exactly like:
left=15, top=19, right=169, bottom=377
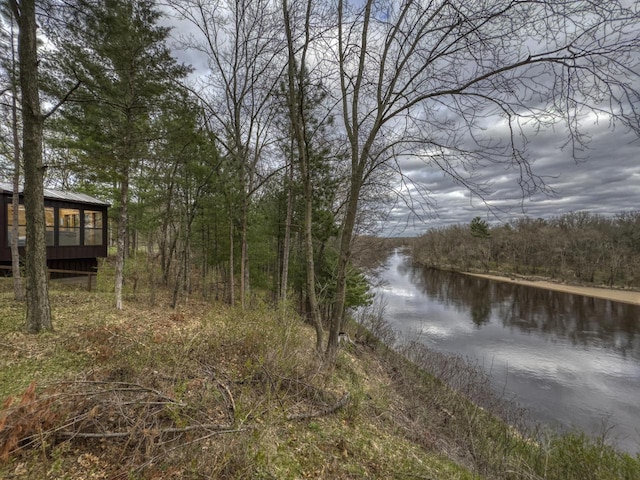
left=376, top=250, right=640, bottom=453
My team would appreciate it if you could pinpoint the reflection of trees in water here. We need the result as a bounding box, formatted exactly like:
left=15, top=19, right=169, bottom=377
left=408, top=265, right=640, bottom=358
left=409, top=268, right=501, bottom=326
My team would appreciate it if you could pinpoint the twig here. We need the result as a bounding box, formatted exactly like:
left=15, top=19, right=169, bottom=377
left=131, top=426, right=252, bottom=476
left=286, top=392, right=350, bottom=421
left=43, top=80, right=82, bottom=120
left=261, top=365, right=285, bottom=410
left=200, top=363, right=236, bottom=424
left=56, top=380, right=183, bottom=405
left=56, top=422, right=238, bottom=439
left=216, top=380, right=236, bottom=424
left=0, top=342, right=29, bottom=352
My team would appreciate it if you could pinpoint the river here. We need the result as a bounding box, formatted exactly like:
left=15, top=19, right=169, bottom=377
left=376, top=250, right=640, bottom=454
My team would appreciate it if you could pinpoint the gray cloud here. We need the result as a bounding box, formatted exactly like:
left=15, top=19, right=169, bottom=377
left=160, top=4, right=639, bottom=238
left=383, top=121, right=639, bottom=236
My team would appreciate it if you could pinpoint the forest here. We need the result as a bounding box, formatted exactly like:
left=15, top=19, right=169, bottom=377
left=2, top=1, right=640, bottom=477
left=411, top=212, right=640, bottom=289
left=1, top=0, right=639, bottom=360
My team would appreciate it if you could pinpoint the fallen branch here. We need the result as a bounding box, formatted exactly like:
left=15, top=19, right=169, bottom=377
left=199, top=363, right=236, bottom=424
left=0, top=342, right=29, bottom=352
left=286, top=391, right=350, bottom=421
left=131, top=425, right=253, bottom=476
left=57, top=380, right=182, bottom=405
left=56, top=422, right=239, bottom=439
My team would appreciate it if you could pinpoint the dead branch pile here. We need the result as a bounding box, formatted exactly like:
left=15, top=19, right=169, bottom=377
left=53, top=379, right=237, bottom=439
left=0, top=368, right=240, bottom=470
left=0, top=365, right=350, bottom=474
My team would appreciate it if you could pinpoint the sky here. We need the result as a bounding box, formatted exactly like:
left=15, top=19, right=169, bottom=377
left=384, top=118, right=640, bottom=237
left=161, top=3, right=640, bottom=239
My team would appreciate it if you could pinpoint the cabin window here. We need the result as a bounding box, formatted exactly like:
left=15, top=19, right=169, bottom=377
left=6, top=205, right=54, bottom=246
left=84, top=210, right=103, bottom=246
left=45, top=207, right=54, bottom=245
left=6, top=204, right=25, bottom=246
left=59, top=208, right=80, bottom=246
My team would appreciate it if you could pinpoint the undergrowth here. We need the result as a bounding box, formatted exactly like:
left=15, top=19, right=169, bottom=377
left=1, top=270, right=639, bottom=479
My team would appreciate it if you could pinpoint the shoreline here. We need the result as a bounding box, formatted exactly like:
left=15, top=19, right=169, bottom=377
left=463, top=272, right=640, bottom=306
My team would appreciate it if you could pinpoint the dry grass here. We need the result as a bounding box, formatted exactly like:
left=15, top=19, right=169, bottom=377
left=0, top=274, right=473, bottom=479
left=2, top=270, right=638, bottom=479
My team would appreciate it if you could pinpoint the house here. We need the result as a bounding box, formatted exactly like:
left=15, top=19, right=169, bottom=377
left=0, top=182, right=109, bottom=274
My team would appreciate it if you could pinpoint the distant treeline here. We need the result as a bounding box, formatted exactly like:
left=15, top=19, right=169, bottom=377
left=351, top=236, right=409, bottom=270
left=410, top=212, right=640, bottom=288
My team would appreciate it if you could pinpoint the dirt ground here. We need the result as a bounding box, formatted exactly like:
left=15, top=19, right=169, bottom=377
left=463, top=272, right=640, bottom=306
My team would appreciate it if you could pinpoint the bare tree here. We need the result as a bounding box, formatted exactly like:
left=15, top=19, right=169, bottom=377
left=281, top=0, right=325, bottom=351
left=325, top=0, right=640, bottom=358
left=0, top=7, right=25, bottom=301
left=171, top=0, right=285, bottom=308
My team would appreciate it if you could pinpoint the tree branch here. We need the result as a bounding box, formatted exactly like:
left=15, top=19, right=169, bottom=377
left=286, top=391, right=350, bottom=421
left=56, top=423, right=241, bottom=439
left=43, top=80, right=81, bottom=120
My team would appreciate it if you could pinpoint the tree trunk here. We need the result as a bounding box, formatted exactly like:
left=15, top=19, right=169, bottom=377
left=8, top=14, right=24, bottom=302
left=13, top=0, right=52, bottom=332
left=171, top=242, right=183, bottom=308
left=239, top=196, right=248, bottom=309
left=280, top=163, right=294, bottom=305
left=282, top=0, right=325, bottom=353
left=159, top=164, right=178, bottom=285
left=201, top=224, right=208, bottom=299
left=326, top=172, right=361, bottom=360
left=302, top=172, right=324, bottom=352
left=11, top=186, right=24, bottom=302
left=228, top=214, right=235, bottom=305
left=147, top=234, right=157, bottom=306
left=183, top=231, right=190, bottom=296
left=114, top=164, right=129, bottom=310
left=174, top=206, right=192, bottom=306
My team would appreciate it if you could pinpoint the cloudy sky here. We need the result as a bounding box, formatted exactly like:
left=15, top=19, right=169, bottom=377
left=162, top=3, right=640, bottom=239
left=384, top=119, right=640, bottom=237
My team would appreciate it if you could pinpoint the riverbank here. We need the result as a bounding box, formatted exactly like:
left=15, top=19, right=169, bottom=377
left=2, top=274, right=639, bottom=478
left=463, top=272, right=640, bottom=305
left=380, top=252, right=640, bottom=455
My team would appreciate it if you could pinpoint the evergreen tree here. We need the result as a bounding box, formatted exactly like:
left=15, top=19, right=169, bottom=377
left=48, top=0, right=190, bottom=309
left=470, top=217, right=490, bottom=239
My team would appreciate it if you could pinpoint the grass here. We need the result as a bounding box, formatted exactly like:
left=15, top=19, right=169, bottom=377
left=1, top=269, right=639, bottom=479
left=0, top=290, right=98, bottom=400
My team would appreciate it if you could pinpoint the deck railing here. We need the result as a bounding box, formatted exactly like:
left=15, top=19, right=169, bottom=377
left=0, top=265, right=97, bottom=291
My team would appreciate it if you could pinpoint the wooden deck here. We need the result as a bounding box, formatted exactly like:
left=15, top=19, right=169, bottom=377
left=0, top=265, right=97, bottom=291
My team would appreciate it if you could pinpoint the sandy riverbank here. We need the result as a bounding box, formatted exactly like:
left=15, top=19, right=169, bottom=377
left=463, top=272, right=640, bottom=306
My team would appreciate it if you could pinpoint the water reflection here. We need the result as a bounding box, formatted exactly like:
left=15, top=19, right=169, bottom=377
left=408, top=266, right=640, bottom=358
left=379, top=251, right=640, bottom=453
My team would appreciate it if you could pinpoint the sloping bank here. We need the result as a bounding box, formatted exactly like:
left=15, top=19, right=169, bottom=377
left=1, top=280, right=639, bottom=479
left=462, top=271, right=640, bottom=306
left=353, top=304, right=640, bottom=480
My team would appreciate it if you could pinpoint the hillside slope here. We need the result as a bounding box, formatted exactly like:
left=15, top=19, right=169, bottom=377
left=1, top=278, right=638, bottom=479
